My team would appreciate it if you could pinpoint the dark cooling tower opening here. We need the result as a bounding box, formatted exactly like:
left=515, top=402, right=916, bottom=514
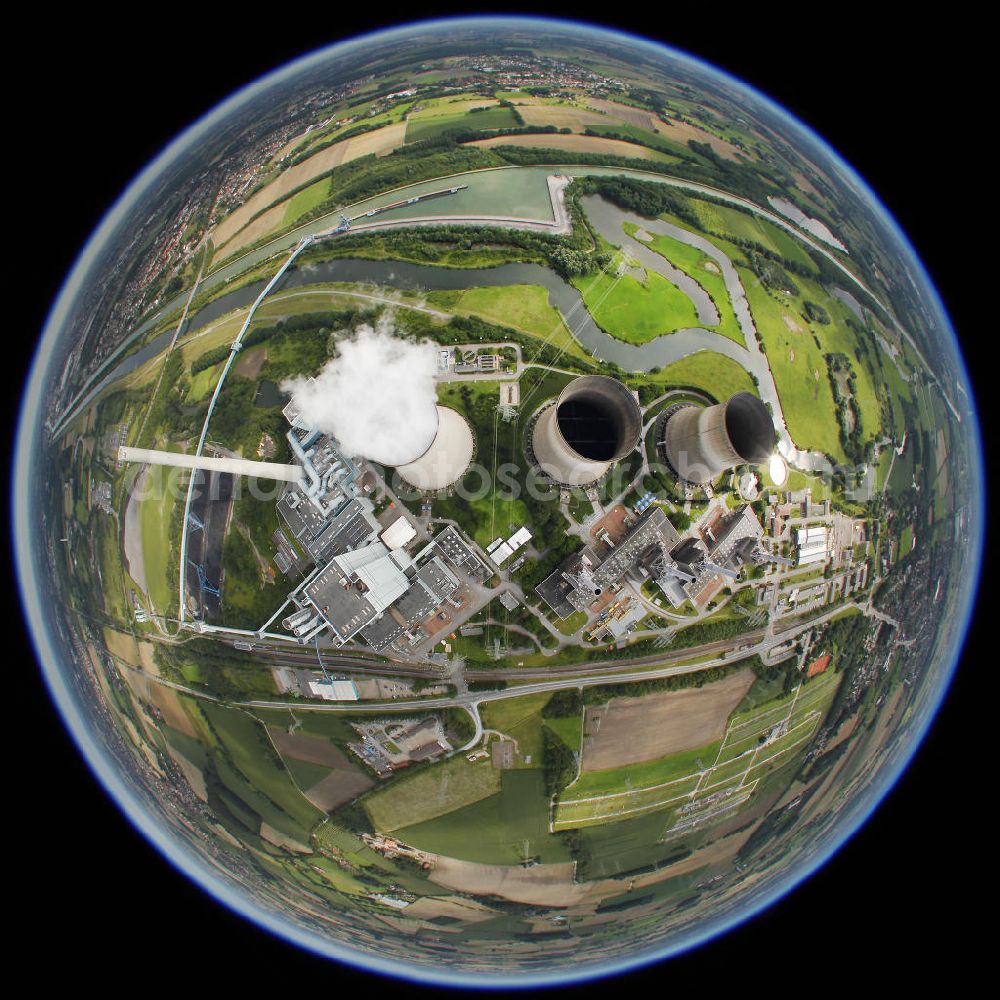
left=725, top=392, right=775, bottom=464
left=557, top=398, right=619, bottom=461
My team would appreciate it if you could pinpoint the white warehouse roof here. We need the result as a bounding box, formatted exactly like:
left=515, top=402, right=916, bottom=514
left=356, top=555, right=410, bottom=613
left=491, top=542, right=514, bottom=565
left=334, top=542, right=388, bottom=575
left=307, top=680, right=360, bottom=701
left=795, top=525, right=829, bottom=566
left=508, top=526, right=532, bottom=549
left=797, top=546, right=827, bottom=566
left=381, top=515, right=416, bottom=550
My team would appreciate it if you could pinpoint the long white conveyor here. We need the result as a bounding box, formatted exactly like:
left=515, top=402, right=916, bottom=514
left=119, top=446, right=301, bottom=482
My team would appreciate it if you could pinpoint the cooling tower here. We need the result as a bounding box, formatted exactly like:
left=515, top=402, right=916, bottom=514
left=396, top=405, right=474, bottom=490
left=661, top=391, right=775, bottom=484
left=532, top=375, right=642, bottom=486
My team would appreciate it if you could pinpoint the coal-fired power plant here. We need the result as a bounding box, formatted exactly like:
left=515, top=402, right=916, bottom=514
left=661, top=391, right=775, bottom=484
left=532, top=375, right=642, bottom=486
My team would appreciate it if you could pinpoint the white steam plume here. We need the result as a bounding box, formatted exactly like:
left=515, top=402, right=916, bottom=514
left=281, top=319, right=439, bottom=466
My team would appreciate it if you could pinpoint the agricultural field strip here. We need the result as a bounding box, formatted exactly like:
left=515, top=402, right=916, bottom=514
left=723, top=679, right=813, bottom=788
left=556, top=777, right=706, bottom=820
left=714, top=712, right=819, bottom=763
left=703, top=717, right=819, bottom=791
left=726, top=678, right=835, bottom=737
left=555, top=775, right=761, bottom=827
left=556, top=680, right=829, bottom=822
left=562, top=688, right=812, bottom=804
left=556, top=716, right=816, bottom=817
left=723, top=699, right=822, bottom=749
left=665, top=788, right=755, bottom=835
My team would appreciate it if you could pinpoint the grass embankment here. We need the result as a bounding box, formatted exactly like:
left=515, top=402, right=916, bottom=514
left=283, top=177, right=332, bottom=225
left=635, top=352, right=757, bottom=403
left=426, top=284, right=589, bottom=362
left=137, top=464, right=181, bottom=613
left=480, top=692, right=552, bottom=763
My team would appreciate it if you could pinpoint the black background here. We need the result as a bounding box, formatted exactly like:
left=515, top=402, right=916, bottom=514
left=12, top=5, right=988, bottom=993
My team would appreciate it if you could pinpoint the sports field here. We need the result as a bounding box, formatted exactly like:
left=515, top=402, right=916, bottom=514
left=555, top=668, right=840, bottom=829
left=899, top=524, right=914, bottom=559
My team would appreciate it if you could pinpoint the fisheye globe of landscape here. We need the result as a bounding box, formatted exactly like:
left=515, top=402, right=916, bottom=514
left=15, top=15, right=983, bottom=987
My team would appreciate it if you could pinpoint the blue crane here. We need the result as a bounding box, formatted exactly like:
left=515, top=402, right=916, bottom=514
left=314, top=635, right=333, bottom=681
left=188, top=560, right=221, bottom=597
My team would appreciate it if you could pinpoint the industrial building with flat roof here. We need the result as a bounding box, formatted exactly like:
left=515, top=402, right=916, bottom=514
left=301, top=542, right=412, bottom=644
left=419, top=524, right=490, bottom=582
left=394, top=557, right=461, bottom=626
left=278, top=493, right=381, bottom=563
left=592, top=508, right=681, bottom=591
left=795, top=525, right=829, bottom=566
left=536, top=544, right=601, bottom=619
left=676, top=504, right=767, bottom=608
left=380, top=515, right=417, bottom=551
left=537, top=509, right=683, bottom=619
left=537, top=503, right=769, bottom=618
left=285, top=514, right=480, bottom=652
left=307, top=679, right=360, bottom=701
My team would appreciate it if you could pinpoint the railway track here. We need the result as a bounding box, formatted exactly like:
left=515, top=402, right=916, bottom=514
left=246, top=628, right=766, bottom=681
